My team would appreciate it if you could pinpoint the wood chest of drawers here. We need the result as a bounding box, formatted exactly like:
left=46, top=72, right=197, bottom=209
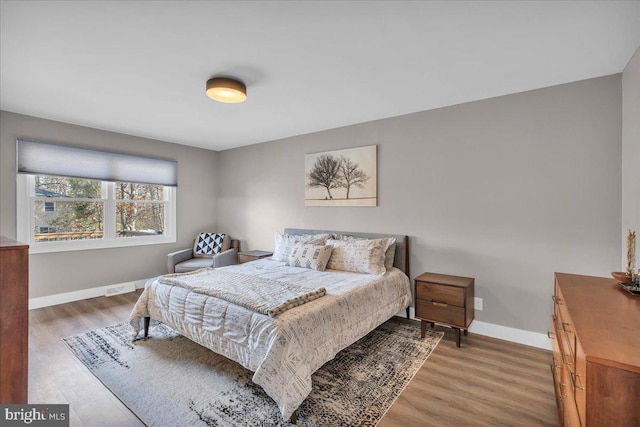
left=551, top=273, right=640, bottom=427
left=0, top=236, right=29, bottom=403
left=414, top=272, right=474, bottom=348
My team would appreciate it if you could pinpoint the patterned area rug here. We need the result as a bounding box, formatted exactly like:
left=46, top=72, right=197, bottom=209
left=64, top=318, right=442, bottom=426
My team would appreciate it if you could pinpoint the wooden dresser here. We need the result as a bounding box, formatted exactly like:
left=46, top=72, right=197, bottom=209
left=551, top=273, right=640, bottom=426
left=0, top=236, right=29, bottom=403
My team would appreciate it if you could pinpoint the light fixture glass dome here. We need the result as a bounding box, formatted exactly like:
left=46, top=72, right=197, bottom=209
left=206, top=77, right=247, bottom=103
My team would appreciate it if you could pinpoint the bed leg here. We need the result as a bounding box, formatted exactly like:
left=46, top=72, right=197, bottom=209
left=406, top=307, right=410, bottom=319
left=289, top=409, right=298, bottom=425
left=144, top=316, right=150, bottom=338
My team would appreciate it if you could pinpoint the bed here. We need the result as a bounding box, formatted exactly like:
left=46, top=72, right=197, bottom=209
left=129, top=228, right=412, bottom=422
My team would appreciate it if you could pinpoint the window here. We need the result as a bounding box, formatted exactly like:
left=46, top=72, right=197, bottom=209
left=115, top=182, right=166, bottom=237
left=18, top=175, right=175, bottom=252
left=32, top=175, right=103, bottom=242
left=16, top=139, right=178, bottom=254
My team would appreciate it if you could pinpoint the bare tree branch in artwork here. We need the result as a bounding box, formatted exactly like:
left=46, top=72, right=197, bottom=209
left=307, top=154, right=342, bottom=199
left=338, top=156, right=369, bottom=199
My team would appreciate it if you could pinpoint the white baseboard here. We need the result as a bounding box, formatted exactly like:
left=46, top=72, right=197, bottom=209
left=468, top=320, right=551, bottom=350
left=399, top=307, right=551, bottom=351
left=29, top=279, right=149, bottom=310
left=32, top=287, right=551, bottom=350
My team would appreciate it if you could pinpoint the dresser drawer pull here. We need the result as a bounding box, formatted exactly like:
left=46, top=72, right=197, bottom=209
left=552, top=295, right=563, bottom=305
left=561, top=353, right=573, bottom=366
left=432, top=301, right=448, bottom=307
left=568, top=372, right=584, bottom=391
left=558, top=381, right=569, bottom=397
left=547, top=331, right=555, bottom=339
left=550, top=365, right=565, bottom=402
left=573, top=373, right=584, bottom=390
left=568, top=371, right=576, bottom=391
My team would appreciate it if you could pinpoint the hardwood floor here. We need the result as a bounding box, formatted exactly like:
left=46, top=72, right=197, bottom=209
left=28, top=292, right=558, bottom=426
left=29, top=292, right=144, bottom=427
left=380, top=319, right=558, bottom=427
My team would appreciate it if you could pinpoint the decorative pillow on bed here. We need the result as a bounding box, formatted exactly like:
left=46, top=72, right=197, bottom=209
left=193, top=233, right=228, bottom=258
left=287, top=243, right=333, bottom=271
left=335, top=235, right=397, bottom=271
left=326, top=237, right=392, bottom=275
left=272, top=233, right=331, bottom=262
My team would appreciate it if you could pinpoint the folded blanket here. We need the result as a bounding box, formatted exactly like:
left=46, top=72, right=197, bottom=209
left=158, top=268, right=326, bottom=317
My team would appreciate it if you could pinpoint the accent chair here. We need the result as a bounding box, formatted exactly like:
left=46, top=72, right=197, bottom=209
left=167, top=233, right=239, bottom=273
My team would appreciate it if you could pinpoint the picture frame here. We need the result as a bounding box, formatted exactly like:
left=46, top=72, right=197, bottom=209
left=305, top=145, right=377, bottom=207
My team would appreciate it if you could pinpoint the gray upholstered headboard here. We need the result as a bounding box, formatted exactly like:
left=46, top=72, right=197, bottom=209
left=284, top=228, right=409, bottom=276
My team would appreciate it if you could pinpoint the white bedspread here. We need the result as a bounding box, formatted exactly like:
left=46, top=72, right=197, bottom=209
left=129, top=259, right=412, bottom=419
left=158, top=268, right=327, bottom=317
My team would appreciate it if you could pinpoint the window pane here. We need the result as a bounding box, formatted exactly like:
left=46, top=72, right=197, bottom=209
left=34, top=200, right=104, bottom=241
left=115, top=182, right=164, bottom=201
left=34, top=175, right=101, bottom=198
left=116, top=202, right=165, bottom=237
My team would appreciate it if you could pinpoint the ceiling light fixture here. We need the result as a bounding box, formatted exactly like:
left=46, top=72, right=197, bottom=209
left=206, top=77, right=247, bottom=103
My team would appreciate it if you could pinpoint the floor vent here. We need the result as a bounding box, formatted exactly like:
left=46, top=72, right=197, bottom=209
left=105, top=282, right=136, bottom=297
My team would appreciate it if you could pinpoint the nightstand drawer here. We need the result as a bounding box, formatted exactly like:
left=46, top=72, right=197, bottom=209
left=416, top=282, right=464, bottom=307
left=238, top=250, right=273, bottom=264
left=416, top=300, right=465, bottom=326
left=238, top=254, right=257, bottom=264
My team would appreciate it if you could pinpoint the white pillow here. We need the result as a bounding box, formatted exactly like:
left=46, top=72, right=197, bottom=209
left=288, top=243, right=333, bottom=271
left=335, top=235, right=397, bottom=270
left=272, top=233, right=331, bottom=262
left=326, top=237, right=392, bottom=275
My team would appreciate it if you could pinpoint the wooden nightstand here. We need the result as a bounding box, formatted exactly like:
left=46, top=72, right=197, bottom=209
left=414, top=272, right=474, bottom=348
left=237, top=250, right=273, bottom=264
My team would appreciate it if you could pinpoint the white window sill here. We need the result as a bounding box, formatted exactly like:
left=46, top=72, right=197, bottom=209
left=27, top=235, right=176, bottom=254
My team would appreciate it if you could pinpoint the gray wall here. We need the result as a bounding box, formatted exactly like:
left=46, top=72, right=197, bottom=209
left=217, top=75, right=622, bottom=334
left=622, top=48, right=640, bottom=267
left=0, top=111, right=219, bottom=298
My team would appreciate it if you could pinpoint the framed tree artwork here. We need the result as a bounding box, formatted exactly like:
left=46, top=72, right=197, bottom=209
left=305, top=145, right=377, bottom=206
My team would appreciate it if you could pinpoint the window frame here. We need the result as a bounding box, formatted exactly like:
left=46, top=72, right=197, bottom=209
left=43, top=201, right=56, bottom=212
left=17, top=174, right=176, bottom=254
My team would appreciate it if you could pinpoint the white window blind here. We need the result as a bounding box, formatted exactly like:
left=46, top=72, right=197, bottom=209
left=17, top=139, right=178, bottom=186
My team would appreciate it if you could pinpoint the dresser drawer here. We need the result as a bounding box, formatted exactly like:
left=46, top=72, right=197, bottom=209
left=415, top=281, right=464, bottom=306
left=416, top=300, right=465, bottom=326
left=574, top=340, right=586, bottom=425
left=550, top=362, right=565, bottom=426
left=563, top=385, right=581, bottom=427
left=554, top=310, right=575, bottom=378
left=550, top=317, right=565, bottom=426
left=554, top=287, right=576, bottom=358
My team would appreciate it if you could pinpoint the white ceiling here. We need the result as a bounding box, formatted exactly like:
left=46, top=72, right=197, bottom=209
left=1, top=1, right=639, bottom=151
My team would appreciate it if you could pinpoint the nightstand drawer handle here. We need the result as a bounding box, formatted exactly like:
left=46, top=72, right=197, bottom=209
left=432, top=301, right=448, bottom=307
